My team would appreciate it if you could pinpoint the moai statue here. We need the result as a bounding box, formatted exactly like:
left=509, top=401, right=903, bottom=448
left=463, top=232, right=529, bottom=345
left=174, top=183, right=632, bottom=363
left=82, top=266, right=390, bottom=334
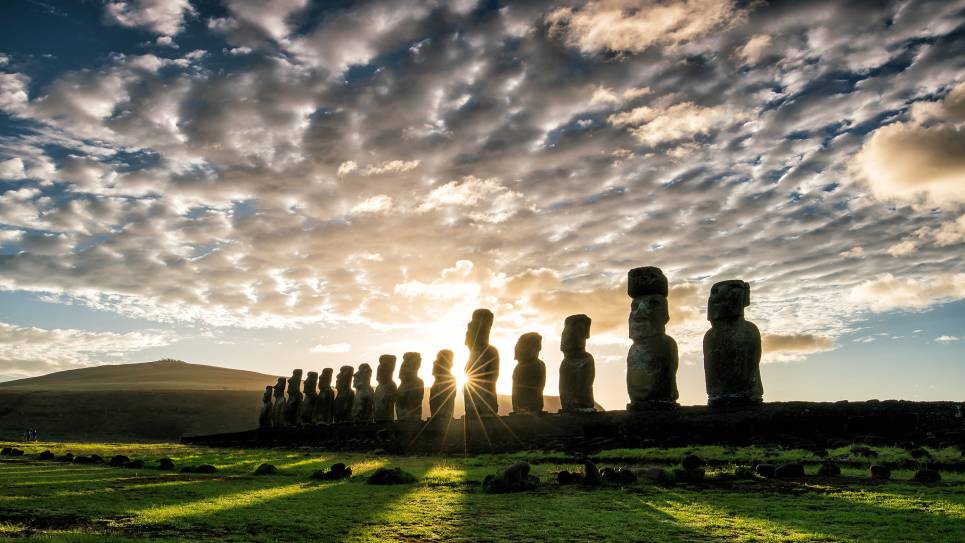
left=316, top=368, right=335, bottom=424
left=703, top=280, right=763, bottom=406
left=333, top=366, right=355, bottom=422
left=259, top=385, right=273, bottom=428
left=559, top=314, right=596, bottom=413
left=397, top=352, right=426, bottom=421
left=271, top=377, right=287, bottom=427
left=429, top=349, right=456, bottom=420
left=373, top=355, right=398, bottom=422
left=464, top=309, right=500, bottom=418
left=352, top=363, right=375, bottom=423
left=299, top=371, right=319, bottom=424
left=626, top=267, right=679, bottom=410
left=512, top=333, right=546, bottom=414
left=284, top=369, right=304, bottom=425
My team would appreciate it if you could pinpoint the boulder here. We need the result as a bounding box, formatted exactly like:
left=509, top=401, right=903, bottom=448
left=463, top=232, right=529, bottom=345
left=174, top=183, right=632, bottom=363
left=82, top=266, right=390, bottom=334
left=817, top=462, right=841, bottom=477
left=870, top=465, right=891, bottom=480
left=755, top=464, right=776, bottom=478
left=38, top=450, right=56, bottom=460
left=158, top=458, right=175, bottom=470
left=109, top=454, right=131, bottom=467
left=311, top=462, right=352, bottom=481
left=482, top=461, right=539, bottom=493
left=681, top=454, right=705, bottom=471
left=912, top=469, right=941, bottom=483
left=775, top=463, right=805, bottom=478
left=254, top=463, right=279, bottom=475
left=368, top=467, right=417, bottom=485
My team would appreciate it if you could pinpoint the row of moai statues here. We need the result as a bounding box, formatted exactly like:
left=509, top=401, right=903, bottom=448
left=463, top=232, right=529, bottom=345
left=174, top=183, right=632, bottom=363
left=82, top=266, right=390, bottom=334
left=259, top=266, right=763, bottom=427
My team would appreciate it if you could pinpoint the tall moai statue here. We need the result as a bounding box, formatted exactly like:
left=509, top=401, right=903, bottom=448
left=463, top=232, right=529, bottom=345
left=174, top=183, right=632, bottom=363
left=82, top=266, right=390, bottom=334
left=299, top=371, right=319, bottom=424
left=259, top=385, right=273, bottom=428
left=373, top=355, right=398, bottom=422
left=284, top=369, right=304, bottom=425
left=333, top=366, right=355, bottom=422
left=703, top=280, right=763, bottom=406
left=429, top=349, right=456, bottom=420
left=559, top=314, right=596, bottom=413
left=397, top=352, right=425, bottom=421
left=626, top=267, right=679, bottom=410
left=352, top=363, right=375, bottom=423
left=271, top=377, right=287, bottom=427
left=316, top=368, right=335, bottom=424
left=464, top=308, right=500, bottom=418
left=512, top=332, right=546, bottom=414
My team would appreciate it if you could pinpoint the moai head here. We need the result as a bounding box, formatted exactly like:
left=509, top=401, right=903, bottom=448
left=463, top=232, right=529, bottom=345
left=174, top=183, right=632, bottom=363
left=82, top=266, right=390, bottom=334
left=401, top=352, right=421, bottom=380
left=464, top=308, right=494, bottom=349
left=515, top=332, right=543, bottom=363
left=319, top=368, right=334, bottom=389
left=273, top=377, right=286, bottom=399
left=629, top=294, right=670, bottom=339
left=354, top=363, right=372, bottom=389
left=707, top=280, right=750, bottom=321
left=376, top=355, right=397, bottom=384
left=336, top=366, right=353, bottom=390
left=628, top=266, right=669, bottom=298
left=288, top=369, right=303, bottom=393
left=304, top=371, right=318, bottom=394
left=262, top=385, right=273, bottom=403
left=561, top=314, right=591, bottom=354
left=433, top=349, right=454, bottom=376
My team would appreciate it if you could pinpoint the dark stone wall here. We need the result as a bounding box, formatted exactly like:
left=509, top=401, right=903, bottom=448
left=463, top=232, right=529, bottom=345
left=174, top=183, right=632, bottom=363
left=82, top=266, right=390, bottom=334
left=183, top=400, right=965, bottom=454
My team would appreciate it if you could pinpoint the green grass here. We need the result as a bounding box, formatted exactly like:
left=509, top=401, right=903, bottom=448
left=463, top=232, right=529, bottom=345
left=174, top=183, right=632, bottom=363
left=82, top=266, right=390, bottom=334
left=1, top=441, right=963, bottom=542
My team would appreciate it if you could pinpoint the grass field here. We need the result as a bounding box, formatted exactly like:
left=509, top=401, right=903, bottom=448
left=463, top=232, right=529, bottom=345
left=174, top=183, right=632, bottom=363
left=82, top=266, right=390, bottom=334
left=1, top=442, right=963, bottom=542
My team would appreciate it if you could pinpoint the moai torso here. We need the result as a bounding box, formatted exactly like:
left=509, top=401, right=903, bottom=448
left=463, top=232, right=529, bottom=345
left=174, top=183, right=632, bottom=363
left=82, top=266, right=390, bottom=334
left=373, top=355, right=398, bottom=422
left=512, top=333, right=546, bottom=414
left=259, top=386, right=274, bottom=428
left=333, top=366, right=355, bottom=422
left=271, top=377, right=287, bottom=427
left=559, top=314, right=595, bottom=412
left=316, top=368, right=335, bottom=424
left=299, top=371, right=319, bottom=424
left=352, top=363, right=375, bottom=422
left=464, top=309, right=500, bottom=418
left=626, top=267, right=679, bottom=409
left=284, top=369, right=303, bottom=425
left=429, top=350, right=456, bottom=420
left=396, top=352, right=425, bottom=422
left=703, top=280, right=763, bottom=406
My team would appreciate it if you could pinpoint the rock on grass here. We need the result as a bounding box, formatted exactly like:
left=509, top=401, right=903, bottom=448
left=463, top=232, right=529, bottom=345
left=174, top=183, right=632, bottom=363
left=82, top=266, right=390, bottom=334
left=368, top=467, right=417, bottom=485
left=254, top=463, right=279, bottom=475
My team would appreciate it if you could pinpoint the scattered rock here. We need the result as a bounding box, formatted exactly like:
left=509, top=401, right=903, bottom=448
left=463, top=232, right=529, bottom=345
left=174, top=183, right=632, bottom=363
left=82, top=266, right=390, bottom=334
left=182, top=464, right=217, bottom=474
left=912, top=469, right=941, bottom=483
left=38, top=450, right=56, bottom=460
left=311, top=462, right=352, bottom=481
left=870, top=465, right=891, bottom=480
left=557, top=470, right=577, bottom=485
left=582, top=461, right=601, bottom=485
left=681, top=454, right=705, bottom=471
left=73, top=456, right=95, bottom=464
left=482, top=461, right=539, bottom=493
left=755, top=464, right=776, bottom=478
left=851, top=446, right=878, bottom=458
left=817, top=462, right=841, bottom=477
left=368, top=467, right=417, bottom=485
left=158, top=458, right=175, bottom=470
left=910, top=448, right=931, bottom=459
left=124, top=460, right=145, bottom=469
left=254, top=463, right=279, bottom=475
left=90, top=454, right=104, bottom=464
left=640, top=466, right=673, bottom=483
left=775, top=463, right=805, bottom=478
left=6, top=448, right=24, bottom=457
left=0, top=447, right=10, bottom=455
left=57, top=453, right=75, bottom=462
left=109, top=455, right=131, bottom=467
left=601, top=467, right=637, bottom=485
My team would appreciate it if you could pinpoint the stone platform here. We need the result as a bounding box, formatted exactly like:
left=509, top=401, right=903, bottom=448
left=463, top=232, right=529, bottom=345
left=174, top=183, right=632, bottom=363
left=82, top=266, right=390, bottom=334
left=182, top=400, right=965, bottom=454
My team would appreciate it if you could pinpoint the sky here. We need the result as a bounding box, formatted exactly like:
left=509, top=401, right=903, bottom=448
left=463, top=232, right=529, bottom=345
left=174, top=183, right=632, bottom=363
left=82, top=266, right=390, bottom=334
left=0, top=0, right=963, bottom=409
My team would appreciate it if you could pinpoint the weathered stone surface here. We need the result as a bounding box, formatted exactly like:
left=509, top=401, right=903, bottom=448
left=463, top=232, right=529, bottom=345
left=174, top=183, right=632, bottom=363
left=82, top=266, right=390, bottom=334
left=368, top=467, right=416, bottom=485
left=299, top=371, right=319, bottom=425
left=271, top=377, right=287, bottom=428
left=284, top=369, right=303, bottom=426
left=429, top=350, right=456, bottom=420
left=559, top=314, right=595, bottom=413
left=703, top=280, right=763, bottom=407
left=512, top=333, right=545, bottom=414
left=913, top=469, right=941, bottom=483
left=311, top=462, right=352, bottom=480
left=755, top=463, right=776, bottom=478
left=352, top=363, right=375, bottom=423
left=397, top=352, right=425, bottom=421
left=109, top=454, right=130, bottom=467
left=681, top=454, right=705, bottom=471
left=374, top=355, right=398, bottom=422
left=483, top=461, right=539, bottom=493
left=317, top=368, right=335, bottom=425
left=870, top=464, right=892, bottom=480
left=254, top=463, right=278, bottom=475
left=627, top=267, right=678, bottom=410
left=258, top=385, right=273, bottom=428
left=158, top=458, right=175, bottom=470
left=332, top=366, right=355, bottom=423
left=464, top=308, right=500, bottom=418
left=775, top=463, right=805, bottom=478
left=38, top=450, right=55, bottom=460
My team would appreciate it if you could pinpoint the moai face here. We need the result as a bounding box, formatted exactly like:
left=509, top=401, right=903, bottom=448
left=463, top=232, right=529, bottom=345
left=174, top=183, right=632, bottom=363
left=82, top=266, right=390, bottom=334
left=263, top=386, right=273, bottom=402
left=273, top=377, right=286, bottom=399
left=288, top=369, right=303, bottom=393
left=515, top=332, right=542, bottom=362
left=433, top=350, right=454, bottom=376
left=628, top=266, right=669, bottom=298
left=464, top=309, right=494, bottom=349
left=708, top=280, right=750, bottom=321
left=304, top=371, right=318, bottom=392
left=376, top=355, right=397, bottom=384
left=561, top=314, right=591, bottom=354
left=629, top=294, right=669, bottom=339
left=319, top=368, right=333, bottom=388
left=336, top=366, right=353, bottom=390
left=353, top=363, right=372, bottom=388
left=401, top=352, right=421, bottom=379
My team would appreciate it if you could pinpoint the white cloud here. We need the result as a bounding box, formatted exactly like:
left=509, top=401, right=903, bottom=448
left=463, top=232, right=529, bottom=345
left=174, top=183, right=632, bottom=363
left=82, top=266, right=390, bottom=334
left=0, top=158, right=26, bottom=179
left=849, top=273, right=965, bottom=312
left=609, top=101, right=743, bottom=146
left=310, top=342, right=351, bottom=353
left=351, top=194, right=394, bottom=215
left=934, top=335, right=960, bottom=343
left=886, top=240, right=917, bottom=257
left=737, top=34, right=772, bottom=65
left=362, top=160, right=420, bottom=175
left=105, top=0, right=195, bottom=36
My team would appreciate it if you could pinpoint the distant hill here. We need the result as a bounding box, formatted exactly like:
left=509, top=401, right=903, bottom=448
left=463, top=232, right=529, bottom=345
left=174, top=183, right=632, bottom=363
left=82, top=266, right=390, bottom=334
left=0, top=360, right=593, bottom=441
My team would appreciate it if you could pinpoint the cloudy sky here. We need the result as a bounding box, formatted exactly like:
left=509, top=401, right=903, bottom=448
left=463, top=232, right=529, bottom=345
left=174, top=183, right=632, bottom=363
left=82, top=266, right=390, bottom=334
left=0, top=0, right=963, bottom=408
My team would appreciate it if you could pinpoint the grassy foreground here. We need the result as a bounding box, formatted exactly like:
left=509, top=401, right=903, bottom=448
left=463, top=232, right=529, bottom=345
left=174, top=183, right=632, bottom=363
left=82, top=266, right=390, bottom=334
left=1, top=442, right=963, bottom=542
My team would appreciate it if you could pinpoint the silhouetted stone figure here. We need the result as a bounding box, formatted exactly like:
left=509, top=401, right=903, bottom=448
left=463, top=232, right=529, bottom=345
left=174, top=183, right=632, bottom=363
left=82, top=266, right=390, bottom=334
left=333, top=366, right=355, bottom=422
left=429, top=349, right=456, bottom=421
left=374, top=355, right=398, bottom=422
left=316, top=368, right=335, bottom=424
left=299, top=371, right=318, bottom=424
left=464, top=309, right=500, bottom=418
left=259, top=385, right=273, bottom=428
left=397, top=352, right=425, bottom=421
left=271, top=377, right=287, bottom=427
left=512, top=333, right=546, bottom=414
left=284, top=369, right=304, bottom=425
left=626, top=267, right=679, bottom=410
left=704, top=280, right=763, bottom=406
left=352, top=363, right=375, bottom=423
left=559, top=314, right=596, bottom=413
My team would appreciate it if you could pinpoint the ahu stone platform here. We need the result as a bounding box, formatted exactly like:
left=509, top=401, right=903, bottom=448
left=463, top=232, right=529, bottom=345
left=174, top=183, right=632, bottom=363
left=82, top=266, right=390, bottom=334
left=182, top=400, right=965, bottom=454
